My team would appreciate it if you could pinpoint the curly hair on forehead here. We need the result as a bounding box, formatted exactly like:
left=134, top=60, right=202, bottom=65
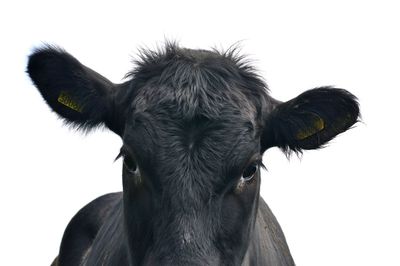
left=124, top=41, right=269, bottom=120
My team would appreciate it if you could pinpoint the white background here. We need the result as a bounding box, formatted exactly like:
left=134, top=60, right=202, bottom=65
left=1, top=1, right=399, bottom=265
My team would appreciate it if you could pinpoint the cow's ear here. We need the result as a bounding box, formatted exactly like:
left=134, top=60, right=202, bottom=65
left=27, top=46, right=122, bottom=133
left=261, top=87, right=360, bottom=153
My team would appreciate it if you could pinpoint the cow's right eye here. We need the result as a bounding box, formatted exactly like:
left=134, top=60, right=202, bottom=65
left=123, top=155, right=137, bottom=173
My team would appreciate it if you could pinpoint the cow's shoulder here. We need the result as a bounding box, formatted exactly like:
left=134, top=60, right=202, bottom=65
left=58, top=192, right=122, bottom=266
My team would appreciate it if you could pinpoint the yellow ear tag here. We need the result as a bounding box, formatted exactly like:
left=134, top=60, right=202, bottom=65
left=296, top=117, right=325, bottom=140
left=57, top=91, right=83, bottom=112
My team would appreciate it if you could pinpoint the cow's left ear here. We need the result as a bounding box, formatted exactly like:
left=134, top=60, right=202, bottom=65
left=27, top=45, right=122, bottom=134
left=261, top=87, right=360, bottom=153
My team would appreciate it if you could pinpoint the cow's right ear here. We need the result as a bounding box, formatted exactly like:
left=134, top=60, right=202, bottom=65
left=261, top=87, right=360, bottom=154
left=27, top=46, right=123, bottom=134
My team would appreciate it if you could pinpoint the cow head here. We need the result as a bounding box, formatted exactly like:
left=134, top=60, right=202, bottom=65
left=27, top=43, right=359, bottom=265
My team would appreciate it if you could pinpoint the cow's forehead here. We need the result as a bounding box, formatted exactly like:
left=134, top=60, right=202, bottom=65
left=124, top=43, right=269, bottom=122
left=124, top=91, right=259, bottom=171
left=131, top=85, right=257, bottom=123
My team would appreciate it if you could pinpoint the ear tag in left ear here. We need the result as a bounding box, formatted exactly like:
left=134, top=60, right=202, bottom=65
left=57, top=91, right=83, bottom=112
left=296, top=116, right=325, bottom=140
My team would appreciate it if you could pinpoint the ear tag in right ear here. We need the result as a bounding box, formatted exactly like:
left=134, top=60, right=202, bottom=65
left=57, top=91, right=83, bottom=112
left=296, top=116, right=325, bottom=140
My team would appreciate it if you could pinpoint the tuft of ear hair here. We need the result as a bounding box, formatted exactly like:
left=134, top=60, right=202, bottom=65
left=262, top=87, right=360, bottom=154
left=27, top=45, right=117, bottom=132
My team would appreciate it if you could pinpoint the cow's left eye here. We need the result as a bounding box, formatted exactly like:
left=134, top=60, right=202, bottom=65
left=242, top=163, right=258, bottom=181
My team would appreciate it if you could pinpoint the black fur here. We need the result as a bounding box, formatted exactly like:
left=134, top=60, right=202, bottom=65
left=27, top=45, right=119, bottom=133
left=262, top=87, right=360, bottom=154
left=27, top=42, right=360, bottom=266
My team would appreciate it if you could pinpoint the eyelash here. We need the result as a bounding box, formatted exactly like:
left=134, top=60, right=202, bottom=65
left=242, top=159, right=264, bottom=180
left=115, top=148, right=137, bottom=172
left=247, top=158, right=265, bottom=171
left=114, top=150, right=124, bottom=162
left=115, top=146, right=133, bottom=160
left=253, top=159, right=265, bottom=168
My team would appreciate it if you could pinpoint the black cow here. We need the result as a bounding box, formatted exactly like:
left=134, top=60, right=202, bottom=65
left=27, top=43, right=359, bottom=266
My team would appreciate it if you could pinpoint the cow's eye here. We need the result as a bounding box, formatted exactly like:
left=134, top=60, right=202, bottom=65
left=116, top=147, right=138, bottom=174
left=242, top=163, right=258, bottom=181
left=123, top=155, right=137, bottom=173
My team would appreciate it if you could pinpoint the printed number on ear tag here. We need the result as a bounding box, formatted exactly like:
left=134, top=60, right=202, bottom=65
left=296, top=117, right=325, bottom=140
left=57, top=91, right=83, bottom=112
